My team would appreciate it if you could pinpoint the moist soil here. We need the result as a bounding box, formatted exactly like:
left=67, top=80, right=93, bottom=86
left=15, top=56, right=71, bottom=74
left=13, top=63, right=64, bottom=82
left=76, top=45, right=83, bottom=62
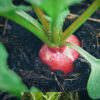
left=0, top=0, right=100, bottom=100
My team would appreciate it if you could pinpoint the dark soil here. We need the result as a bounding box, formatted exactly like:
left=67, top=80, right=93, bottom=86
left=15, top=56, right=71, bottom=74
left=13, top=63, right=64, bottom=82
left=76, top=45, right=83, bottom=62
left=0, top=0, right=100, bottom=100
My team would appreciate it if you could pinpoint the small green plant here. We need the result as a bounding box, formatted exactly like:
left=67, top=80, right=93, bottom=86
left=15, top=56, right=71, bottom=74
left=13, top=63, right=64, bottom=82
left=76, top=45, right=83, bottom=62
left=23, top=92, right=79, bottom=100
left=0, top=0, right=100, bottom=99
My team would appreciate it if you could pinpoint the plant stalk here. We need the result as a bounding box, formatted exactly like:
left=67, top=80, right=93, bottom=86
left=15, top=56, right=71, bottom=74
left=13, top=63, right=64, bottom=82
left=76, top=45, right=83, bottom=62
left=59, top=92, right=79, bottom=100
left=63, top=42, right=96, bottom=64
left=4, top=11, right=54, bottom=48
left=52, top=27, right=60, bottom=46
left=33, top=5, right=49, bottom=32
left=62, top=0, right=100, bottom=43
left=30, top=92, right=36, bottom=100
left=51, top=16, right=61, bottom=46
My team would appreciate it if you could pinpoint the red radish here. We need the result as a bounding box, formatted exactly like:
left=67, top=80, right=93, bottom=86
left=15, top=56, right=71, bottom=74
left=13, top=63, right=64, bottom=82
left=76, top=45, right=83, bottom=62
left=39, top=35, right=81, bottom=74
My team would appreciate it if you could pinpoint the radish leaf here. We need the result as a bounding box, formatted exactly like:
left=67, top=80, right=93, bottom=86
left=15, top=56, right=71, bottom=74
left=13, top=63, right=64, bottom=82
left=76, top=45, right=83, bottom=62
left=62, top=0, right=100, bottom=42
left=26, top=0, right=82, bottom=43
left=0, top=43, right=28, bottom=98
left=65, top=42, right=100, bottom=99
left=31, top=92, right=44, bottom=100
left=30, top=92, right=60, bottom=100
left=26, top=0, right=82, bottom=29
left=0, top=0, right=30, bottom=15
left=0, top=43, right=40, bottom=98
left=0, top=0, right=54, bottom=47
left=29, top=87, right=40, bottom=92
left=87, top=59, right=100, bottom=99
left=46, top=92, right=60, bottom=100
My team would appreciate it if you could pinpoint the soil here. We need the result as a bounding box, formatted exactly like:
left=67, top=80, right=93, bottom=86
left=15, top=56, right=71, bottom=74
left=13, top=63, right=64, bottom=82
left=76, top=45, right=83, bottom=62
left=0, top=0, right=100, bottom=100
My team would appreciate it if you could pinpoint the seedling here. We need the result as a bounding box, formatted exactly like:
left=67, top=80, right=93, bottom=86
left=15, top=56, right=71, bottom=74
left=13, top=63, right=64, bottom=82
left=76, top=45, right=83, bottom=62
left=23, top=92, right=79, bottom=100
left=0, top=0, right=100, bottom=99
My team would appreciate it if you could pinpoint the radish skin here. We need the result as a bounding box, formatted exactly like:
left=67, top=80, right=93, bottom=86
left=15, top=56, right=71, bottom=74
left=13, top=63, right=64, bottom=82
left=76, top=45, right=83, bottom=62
left=39, top=35, right=81, bottom=74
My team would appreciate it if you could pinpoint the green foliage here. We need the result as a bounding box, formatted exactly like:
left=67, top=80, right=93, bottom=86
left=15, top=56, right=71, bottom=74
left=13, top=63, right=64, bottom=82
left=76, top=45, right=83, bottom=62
left=66, top=0, right=83, bottom=6
left=26, top=0, right=82, bottom=30
left=26, top=0, right=82, bottom=44
left=45, top=92, right=60, bottom=100
left=0, top=0, right=43, bottom=32
left=62, top=0, right=100, bottom=42
left=0, top=43, right=40, bottom=98
left=31, top=92, right=61, bottom=100
left=30, top=92, right=79, bottom=100
left=87, top=59, right=100, bottom=99
left=29, top=86, right=41, bottom=92
left=0, top=43, right=28, bottom=98
left=31, top=92, right=44, bottom=100
left=65, top=42, right=100, bottom=99
left=0, top=0, right=53, bottom=47
left=0, top=0, right=30, bottom=15
left=23, top=92, right=79, bottom=100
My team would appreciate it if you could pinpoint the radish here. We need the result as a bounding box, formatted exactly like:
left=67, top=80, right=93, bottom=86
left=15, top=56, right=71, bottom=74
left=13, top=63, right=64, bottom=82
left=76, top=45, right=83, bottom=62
left=39, top=35, right=81, bottom=74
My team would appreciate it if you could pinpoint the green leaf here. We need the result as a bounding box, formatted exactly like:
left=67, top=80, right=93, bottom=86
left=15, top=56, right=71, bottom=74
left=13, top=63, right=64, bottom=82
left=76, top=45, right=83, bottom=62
left=30, top=92, right=61, bottom=100
left=46, top=92, right=60, bottom=100
left=26, top=0, right=82, bottom=21
left=65, top=42, right=100, bottom=99
left=26, top=0, right=82, bottom=44
left=0, top=0, right=54, bottom=48
left=30, top=86, right=40, bottom=92
left=0, top=0, right=30, bottom=15
left=5, top=10, right=53, bottom=48
left=0, top=43, right=28, bottom=98
left=62, top=0, right=100, bottom=43
left=26, top=0, right=69, bottom=29
left=15, top=11, right=44, bottom=32
left=31, top=92, right=44, bottom=100
left=66, top=0, right=83, bottom=6
left=87, top=59, right=100, bottom=99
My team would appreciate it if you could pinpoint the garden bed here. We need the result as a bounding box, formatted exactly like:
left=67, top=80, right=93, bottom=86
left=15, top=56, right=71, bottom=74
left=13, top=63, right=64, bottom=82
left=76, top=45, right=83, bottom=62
left=0, top=0, right=100, bottom=100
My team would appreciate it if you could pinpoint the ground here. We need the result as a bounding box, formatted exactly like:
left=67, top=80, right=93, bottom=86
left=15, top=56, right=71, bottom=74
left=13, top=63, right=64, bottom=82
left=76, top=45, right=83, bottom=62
left=0, top=0, right=100, bottom=100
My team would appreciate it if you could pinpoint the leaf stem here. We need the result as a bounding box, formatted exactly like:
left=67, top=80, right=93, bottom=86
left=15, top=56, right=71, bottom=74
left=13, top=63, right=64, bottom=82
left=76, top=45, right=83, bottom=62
left=4, top=11, right=54, bottom=48
left=51, top=16, right=61, bottom=46
left=63, top=42, right=96, bottom=64
left=52, top=27, right=60, bottom=46
left=62, top=0, right=100, bottom=43
left=33, top=5, right=49, bottom=32
left=30, top=92, right=36, bottom=100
